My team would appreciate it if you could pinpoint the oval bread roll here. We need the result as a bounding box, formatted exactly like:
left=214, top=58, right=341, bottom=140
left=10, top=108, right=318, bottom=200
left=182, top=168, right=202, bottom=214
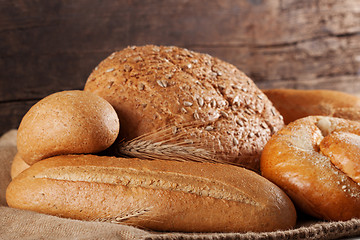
left=261, top=116, right=360, bottom=221
left=6, top=154, right=296, bottom=233
left=263, top=88, right=360, bottom=124
left=17, top=90, right=120, bottom=165
left=84, top=45, right=284, bottom=170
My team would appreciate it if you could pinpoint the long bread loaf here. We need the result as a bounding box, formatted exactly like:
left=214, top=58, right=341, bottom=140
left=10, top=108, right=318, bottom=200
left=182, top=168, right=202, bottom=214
left=6, top=154, right=296, bottom=232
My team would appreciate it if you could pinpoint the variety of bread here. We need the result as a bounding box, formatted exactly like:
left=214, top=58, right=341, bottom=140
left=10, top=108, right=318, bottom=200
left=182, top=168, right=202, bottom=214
left=6, top=154, right=296, bottom=232
left=261, top=116, right=360, bottom=221
left=5, top=45, right=360, bottom=232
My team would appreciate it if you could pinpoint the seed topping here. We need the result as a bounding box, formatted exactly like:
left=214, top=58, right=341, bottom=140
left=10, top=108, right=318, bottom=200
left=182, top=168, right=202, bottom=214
left=124, top=64, right=132, bottom=71
left=211, top=99, right=217, bottom=108
left=132, top=56, right=143, bottom=62
left=197, top=97, right=204, bottom=107
left=220, top=111, right=229, bottom=118
left=205, top=125, right=214, bottom=131
left=184, top=101, right=193, bottom=107
left=157, top=80, right=168, bottom=88
left=138, top=83, right=145, bottom=91
left=165, top=74, right=173, bottom=79
left=172, top=126, right=177, bottom=135
left=233, top=96, right=241, bottom=106
left=236, top=119, right=244, bottom=127
left=193, top=110, right=200, bottom=120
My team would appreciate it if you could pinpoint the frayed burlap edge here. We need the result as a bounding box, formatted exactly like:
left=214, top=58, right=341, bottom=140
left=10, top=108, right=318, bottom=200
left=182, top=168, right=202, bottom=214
left=144, top=218, right=360, bottom=240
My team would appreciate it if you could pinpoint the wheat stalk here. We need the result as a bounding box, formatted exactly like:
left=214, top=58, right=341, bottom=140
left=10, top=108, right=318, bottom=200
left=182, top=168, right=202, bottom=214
left=115, top=121, right=250, bottom=168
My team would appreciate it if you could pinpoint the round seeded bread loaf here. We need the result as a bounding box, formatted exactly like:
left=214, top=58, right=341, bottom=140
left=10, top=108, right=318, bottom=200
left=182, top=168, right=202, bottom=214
left=84, top=45, right=284, bottom=170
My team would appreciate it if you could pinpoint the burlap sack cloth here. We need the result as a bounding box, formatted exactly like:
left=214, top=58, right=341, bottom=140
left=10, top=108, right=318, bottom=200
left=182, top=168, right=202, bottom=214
left=1, top=130, right=359, bottom=240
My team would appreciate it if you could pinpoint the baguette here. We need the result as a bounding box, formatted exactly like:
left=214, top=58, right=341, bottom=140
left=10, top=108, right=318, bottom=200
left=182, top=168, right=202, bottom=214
left=6, top=154, right=296, bottom=232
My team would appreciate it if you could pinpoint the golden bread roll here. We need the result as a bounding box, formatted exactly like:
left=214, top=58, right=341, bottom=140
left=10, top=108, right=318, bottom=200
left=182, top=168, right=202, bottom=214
left=17, top=90, right=120, bottom=165
left=84, top=45, right=284, bottom=170
left=261, top=116, right=360, bottom=220
left=10, top=153, right=30, bottom=179
left=6, top=154, right=296, bottom=233
left=263, top=89, right=360, bottom=124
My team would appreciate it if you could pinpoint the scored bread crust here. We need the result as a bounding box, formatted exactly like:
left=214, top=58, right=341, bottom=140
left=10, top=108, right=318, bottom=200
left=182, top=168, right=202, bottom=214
left=263, top=89, right=360, bottom=124
left=84, top=45, right=284, bottom=170
left=261, top=116, right=360, bottom=221
left=6, top=154, right=296, bottom=233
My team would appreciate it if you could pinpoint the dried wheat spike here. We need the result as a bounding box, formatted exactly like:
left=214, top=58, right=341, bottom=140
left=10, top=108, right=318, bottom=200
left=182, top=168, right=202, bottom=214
left=115, top=121, right=252, bottom=170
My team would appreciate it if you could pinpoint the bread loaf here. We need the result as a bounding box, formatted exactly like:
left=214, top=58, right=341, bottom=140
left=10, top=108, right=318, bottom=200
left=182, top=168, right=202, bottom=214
left=6, top=154, right=296, bottom=232
left=17, top=90, right=120, bottom=165
left=261, top=116, right=360, bottom=221
left=84, top=45, right=284, bottom=170
left=263, top=89, right=360, bottom=124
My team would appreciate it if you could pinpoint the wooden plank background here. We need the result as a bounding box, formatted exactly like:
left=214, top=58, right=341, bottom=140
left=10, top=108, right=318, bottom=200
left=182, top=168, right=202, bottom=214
left=1, top=0, right=360, bottom=135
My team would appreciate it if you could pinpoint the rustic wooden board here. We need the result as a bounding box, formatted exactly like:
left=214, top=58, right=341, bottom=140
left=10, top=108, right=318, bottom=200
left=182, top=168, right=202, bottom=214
left=1, top=0, right=359, bottom=135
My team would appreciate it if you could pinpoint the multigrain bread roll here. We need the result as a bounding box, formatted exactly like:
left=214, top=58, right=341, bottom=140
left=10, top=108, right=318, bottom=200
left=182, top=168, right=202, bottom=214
left=6, top=154, right=297, bottom=233
left=84, top=45, right=284, bottom=170
left=10, top=153, right=30, bottom=179
left=17, top=91, right=120, bottom=165
left=263, top=89, right=360, bottom=124
left=261, top=116, right=360, bottom=221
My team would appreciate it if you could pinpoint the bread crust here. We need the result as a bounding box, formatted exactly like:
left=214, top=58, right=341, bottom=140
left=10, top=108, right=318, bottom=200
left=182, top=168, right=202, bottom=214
left=6, top=154, right=296, bottom=232
left=84, top=45, right=284, bottom=170
left=10, top=153, right=30, bottom=179
left=263, top=88, right=360, bottom=124
left=17, top=91, right=120, bottom=165
left=320, top=131, right=360, bottom=184
left=261, top=116, right=360, bottom=220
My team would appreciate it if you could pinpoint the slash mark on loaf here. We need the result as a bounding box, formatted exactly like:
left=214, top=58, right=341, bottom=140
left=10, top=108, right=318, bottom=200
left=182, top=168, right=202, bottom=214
left=34, top=166, right=258, bottom=205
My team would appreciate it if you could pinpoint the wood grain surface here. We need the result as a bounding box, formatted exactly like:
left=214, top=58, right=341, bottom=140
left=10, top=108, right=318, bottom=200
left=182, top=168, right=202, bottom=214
left=1, top=0, right=360, bottom=135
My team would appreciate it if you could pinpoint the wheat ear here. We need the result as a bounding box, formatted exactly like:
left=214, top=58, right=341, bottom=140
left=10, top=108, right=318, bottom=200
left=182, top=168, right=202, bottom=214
left=115, top=121, right=249, bottom=168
